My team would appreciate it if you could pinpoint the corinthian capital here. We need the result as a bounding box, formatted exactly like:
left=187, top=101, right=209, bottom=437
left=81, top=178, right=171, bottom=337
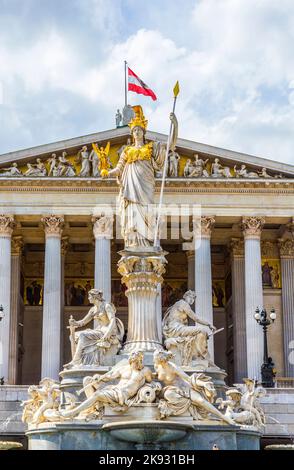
left=193, top=215, right=215, bottom=238
left=41, top=215, right=64, bottom=237
left=0, top=214, right=15, bottom=237
left=92, top=214, right=113, bottom=239
left=241, top=216, right=265, bottom=239
left=12, top=235, right=23, bottom=255
left=230, top=238, right=244, bottom=257
left=278, top=238, right=294, bottom=258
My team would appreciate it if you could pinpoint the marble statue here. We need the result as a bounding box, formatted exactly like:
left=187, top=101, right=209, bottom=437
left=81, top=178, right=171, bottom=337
left=103, top=105, right=178, bottom=248
left=183, top=159, right=194, bottom=178
left=77, top=146, right=91, bottom=177
left=89, top=144, right=100, bottom=177
left=259, top=167, right=271, bottom=178
left=115, top=109, right=123, bottom=127
left=217, top=380, right=266, bottom=428
left=153, top=350, right=234, bottom=424
left=57, top=152, right=76, bottom=177
left=162, top=290, right=216, bottom=366
left=0, top=162, right=22, bottom=177
left=239, top=378, right=266, bottom=428
left=189, top=155, right=209, bottom=178
left=24, top=159, right=47, bottom=177
left=168, top=149, right=180, bottom=177
left=21, top=378, right=61, bottom=425
left=234, top=164, right=259, bottom=178
left=211, top=158, right=233, bottom=178
left=61, top=351, right=153, bottom=420
left=64, top=289, right=124, bottom=369
left=47, top=154, right=58, bottom=176
left=122, top=104, right=135, bottom=126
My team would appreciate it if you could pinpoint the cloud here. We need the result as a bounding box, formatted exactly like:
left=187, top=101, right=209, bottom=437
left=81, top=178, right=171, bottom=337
left=0, top=0, right=294, bottom=166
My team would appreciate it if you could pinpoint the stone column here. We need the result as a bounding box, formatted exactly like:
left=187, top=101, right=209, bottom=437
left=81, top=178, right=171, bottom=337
left=60, top=236, right=68, bottom=367
left=41, top=215, right=64, bottom=380
left=242, top=216, right=265, bottom=380
left=230, top=238, right=247, bottom=382
left=193, top=216, right=215, bottom=359
left=92, top=215, right=113, bottom=303
left=118, top=250, right=167, bottom=353
left=279, top=239, right=294, bottom=377
left=0, top=215, right=15, bottom=383
left=8, top=236, right=23, bottom=384
left=186, top=250, right=195, bottom=291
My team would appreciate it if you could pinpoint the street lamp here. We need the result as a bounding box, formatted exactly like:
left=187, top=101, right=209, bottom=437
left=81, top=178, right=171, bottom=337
left=254, top=307, right=277, bottom=387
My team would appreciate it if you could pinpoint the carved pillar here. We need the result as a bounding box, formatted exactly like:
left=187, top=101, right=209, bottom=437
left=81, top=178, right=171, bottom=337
left=186, top=250, right=195, bottom=291
left=92, top=215, right=113, bottom=303
left=60, top=236, right=68, bottom=367
left=8, top=236, right=23, bottom=384
left=230, top=238, right=247, bottom=382
left=193, top=216, right=215, bottom=359
left=0, top=215, right=15, bottom=383
left=118, top=251, right=167, bottom=353
left=279, top=239, right=294, bottom=377
left=242, top=216, right=265, bottom=380
left=41, top=215, right=64, bottom=379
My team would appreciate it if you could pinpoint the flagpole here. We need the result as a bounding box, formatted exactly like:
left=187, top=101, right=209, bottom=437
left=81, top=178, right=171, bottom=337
left=124, top=60, right=128, bottom=107
left=154, top=83, right=179, bottom=248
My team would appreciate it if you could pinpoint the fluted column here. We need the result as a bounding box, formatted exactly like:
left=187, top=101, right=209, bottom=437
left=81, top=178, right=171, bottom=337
left=41, top=215, right=64, bottom=379
left=230, top=238, right=247, bottom=382
left=8, top=236, right=23, bottom=384
left=118, top=251, right=167, bottom=353
left=242, top=216, right=265, bottom=380
left=186, top=250, right=195, bottom=291
left=92, top=215, right=113, bottom=303
left=60, top=236, right=68, bottom=367
left=279, top=238, right=294, bottom=377
left=193, top=216, right=215, bottom=359
left=0, top=215, right=15, bottom=383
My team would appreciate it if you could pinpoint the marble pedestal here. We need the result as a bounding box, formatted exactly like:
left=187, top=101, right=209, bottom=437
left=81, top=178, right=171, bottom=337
left=118, top=248, right=167, bottom=353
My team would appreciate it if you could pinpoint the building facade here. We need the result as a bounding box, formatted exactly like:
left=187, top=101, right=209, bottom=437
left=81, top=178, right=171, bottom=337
left=0, top=126, right=294, bottom=443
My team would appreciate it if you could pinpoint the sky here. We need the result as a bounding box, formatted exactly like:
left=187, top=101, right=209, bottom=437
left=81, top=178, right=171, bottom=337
left=1, top=0, right=294, bottom=164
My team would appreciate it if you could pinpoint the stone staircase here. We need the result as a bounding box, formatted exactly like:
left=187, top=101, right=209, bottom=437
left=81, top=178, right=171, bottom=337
left=260, top=387, right=294, bottom=439
left=0, top=386, right=27, bottom=439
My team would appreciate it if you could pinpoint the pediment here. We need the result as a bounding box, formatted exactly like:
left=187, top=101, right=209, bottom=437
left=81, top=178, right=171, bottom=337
left=0, top=127, right=293, bottom=180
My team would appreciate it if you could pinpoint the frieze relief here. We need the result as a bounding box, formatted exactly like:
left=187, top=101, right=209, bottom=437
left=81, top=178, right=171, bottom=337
left=0, top=140, right=292, bottom=180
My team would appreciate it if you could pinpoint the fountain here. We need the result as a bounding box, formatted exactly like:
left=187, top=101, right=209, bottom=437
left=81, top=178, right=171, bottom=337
left=0, top=412, right=23, bottom=450
left=23, top=106, right=264, bottom=450
left=264, top=416, right=294, bottom=450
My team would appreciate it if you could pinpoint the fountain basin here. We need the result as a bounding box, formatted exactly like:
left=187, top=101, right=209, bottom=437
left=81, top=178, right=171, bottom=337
left=102, top=420, right=190, bottom=449
left=26, top=419, right=261, bottom=450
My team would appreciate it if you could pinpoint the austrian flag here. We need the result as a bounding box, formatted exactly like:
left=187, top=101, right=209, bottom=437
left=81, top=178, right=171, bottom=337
left=128, top=67, right=157, bottom=101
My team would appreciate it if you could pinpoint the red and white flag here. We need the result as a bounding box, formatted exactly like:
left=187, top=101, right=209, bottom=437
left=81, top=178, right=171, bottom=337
left=128, top=67, right=157, bottom=101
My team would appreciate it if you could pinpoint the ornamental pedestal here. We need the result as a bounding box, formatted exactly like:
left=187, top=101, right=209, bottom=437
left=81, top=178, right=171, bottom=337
left=118, top=248, right=167, bottom=353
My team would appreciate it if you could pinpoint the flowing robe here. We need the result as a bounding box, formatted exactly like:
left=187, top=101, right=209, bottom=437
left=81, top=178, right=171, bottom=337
left=114, top=141, right=166, bottom=247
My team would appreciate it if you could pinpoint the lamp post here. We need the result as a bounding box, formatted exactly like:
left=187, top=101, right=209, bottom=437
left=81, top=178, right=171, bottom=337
left=0, top=305, right=4, bottom=322
left=254, top=307, right=277, bottom=387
